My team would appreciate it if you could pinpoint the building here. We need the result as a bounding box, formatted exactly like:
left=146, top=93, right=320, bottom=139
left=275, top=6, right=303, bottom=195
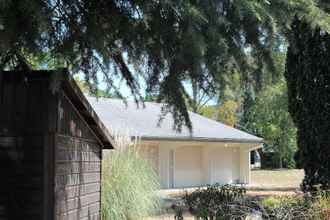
left=0, top=70, right=113, bottom=220
left=88, top=97, right=263, bottom=189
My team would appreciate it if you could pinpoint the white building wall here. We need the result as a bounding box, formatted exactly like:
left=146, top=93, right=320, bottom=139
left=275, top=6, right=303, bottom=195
left=140, top=141, right=258, bottom=188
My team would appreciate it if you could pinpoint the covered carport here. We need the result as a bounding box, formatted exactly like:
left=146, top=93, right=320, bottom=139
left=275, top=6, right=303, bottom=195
left=156, top=141, right=262, bottom=189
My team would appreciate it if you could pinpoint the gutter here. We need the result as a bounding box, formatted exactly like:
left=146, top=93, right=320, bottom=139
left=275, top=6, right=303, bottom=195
left=137, top=136, right=263, bottom=144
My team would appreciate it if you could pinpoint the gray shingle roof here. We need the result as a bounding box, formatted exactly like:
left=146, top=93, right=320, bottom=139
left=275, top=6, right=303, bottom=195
left=87, top=97, right=263, bottom=143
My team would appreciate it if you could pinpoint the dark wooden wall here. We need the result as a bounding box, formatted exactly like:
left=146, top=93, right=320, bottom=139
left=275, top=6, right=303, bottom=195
left=0, top=72, right=57, bottom=220
left=54, top=92, right=102, bottom=220
left=0, top=72, right=103, bottom=220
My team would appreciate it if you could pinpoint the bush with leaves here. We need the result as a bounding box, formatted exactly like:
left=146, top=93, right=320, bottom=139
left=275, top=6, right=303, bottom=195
left=179, top=184, right=247, bottom=219
left=261, top=191, right=330, bottom=220
left=173, top=184, right=330, bottom=220
left=102, top=136, right=161, bottom=220
left=261, top=196, right=317, bottom=219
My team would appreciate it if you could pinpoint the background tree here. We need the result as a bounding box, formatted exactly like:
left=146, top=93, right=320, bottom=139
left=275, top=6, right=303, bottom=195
left=74, top=76, right=120, bottom=98
left=216, top=100, right=239, bottom=127
left=285, top=18, right=330, bottom=191
left=187, top=78, right=216, bottom=113
left=245, top=81, right=297, bottom=169
left=2, top=1, right=330, bottom=187
left=1, top=0, right=328, bottom=131
left=198, top=39, right=296, bottom=169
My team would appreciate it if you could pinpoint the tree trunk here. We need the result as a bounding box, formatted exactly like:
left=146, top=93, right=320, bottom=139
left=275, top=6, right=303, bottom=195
left=279, top=155, right=283, bottom=169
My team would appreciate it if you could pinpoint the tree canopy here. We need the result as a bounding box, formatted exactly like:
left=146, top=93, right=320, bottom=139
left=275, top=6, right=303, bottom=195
left=1, top=0, right=329, bottom=131
left=285, top=18, right=330, bottom=191
left=198, top=45, right=297, bottom=169
left=245, top=81, right=297, bottom=169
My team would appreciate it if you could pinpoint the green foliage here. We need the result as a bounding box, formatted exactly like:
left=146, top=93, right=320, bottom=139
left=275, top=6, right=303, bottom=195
left=175, top=187, right=330, bottom=220
left=200, top=100, right=240, bottom=127
left=1, top=0, right=329, bottom=131
left=178, top=184, right=246, bottom=219
left=198, top=48, right=297, bottom=169
left=245, top=81, right=297, bottom=168
left=239, top=86, right=256, bottom=128
left=200, top=105, right=218, bottom=120
left=199, top=47, right=297, bottom=169
left=315, top=190, right=330, bottom=213
left=285, top=18, right=330, bottom=191
left=260, top=192, right=330, bottom=219
left=261, top=195, right=321, bottom=219
left=217, top=100, right=239, bottom=127
left=74, top=77, right=118, bottom=98
left=102, top=140, right=161, bottom=220
left=220, top=70, right=244, bottom=103
left=261, top=196, right=283, bottom=209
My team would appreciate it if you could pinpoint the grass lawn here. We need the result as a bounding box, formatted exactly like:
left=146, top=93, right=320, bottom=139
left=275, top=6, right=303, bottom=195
left=251, top=169, right=304, bottom=189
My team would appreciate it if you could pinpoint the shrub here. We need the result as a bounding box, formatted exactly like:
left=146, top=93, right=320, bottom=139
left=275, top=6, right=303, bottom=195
left=174, top=184, right=330, bottom=220
left=261, top=196, right=317, bottom=219
left=313, top=191, right=330, bottom=219
left=180, top=184, right=247, bottom=219
left=261, top=197, right=282, bottom=209
left=102, top=135, right=161, bottom=220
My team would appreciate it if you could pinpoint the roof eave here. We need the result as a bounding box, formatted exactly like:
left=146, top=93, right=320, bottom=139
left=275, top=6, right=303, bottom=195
left=60, top=70, right=115, bottom=149
left=138, top=136, right=263, bottom=144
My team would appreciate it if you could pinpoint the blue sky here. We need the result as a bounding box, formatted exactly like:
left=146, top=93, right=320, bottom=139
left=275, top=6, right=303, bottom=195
left=76, top=68, right=217, bottom=106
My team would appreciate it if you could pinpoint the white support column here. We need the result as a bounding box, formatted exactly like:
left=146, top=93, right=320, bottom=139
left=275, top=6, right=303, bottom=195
left=169, top=148, right=175, bottom=188
left=158, top=143, right=170, bottom=188
left=239, top=148, right=251, bottom=184
left=202, top=146, right=211, bottom=185
left=247, top=151, right=251, bottom=183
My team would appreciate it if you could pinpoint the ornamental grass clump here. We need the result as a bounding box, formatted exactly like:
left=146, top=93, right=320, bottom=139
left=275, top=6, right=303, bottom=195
left=102, top=134, right=161, bottom=220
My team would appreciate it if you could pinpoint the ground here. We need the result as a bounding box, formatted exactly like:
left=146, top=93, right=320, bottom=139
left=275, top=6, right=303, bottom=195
left=250, top=169, right=304, bottom=189
left=146, top=169, right=304, bottom=220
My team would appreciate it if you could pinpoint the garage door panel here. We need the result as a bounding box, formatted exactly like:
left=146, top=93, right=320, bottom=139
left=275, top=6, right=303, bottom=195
left=211, top=148, right=234, bottom=184
left=174, top=146, right=203, bottom=188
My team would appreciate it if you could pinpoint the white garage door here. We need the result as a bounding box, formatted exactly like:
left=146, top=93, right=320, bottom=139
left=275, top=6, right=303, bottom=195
left=174, top=146, right=203, bottom=188
left=210, top=147, right=236, bottom=184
